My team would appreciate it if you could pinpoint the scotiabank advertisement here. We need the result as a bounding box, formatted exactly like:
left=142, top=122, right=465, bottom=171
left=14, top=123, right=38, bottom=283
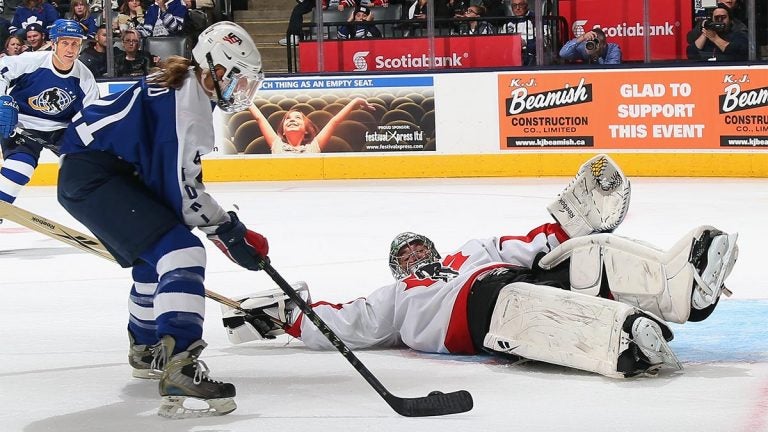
left=299, top=35, right=522, bottom=73
left=558, top=0, right=693, bottom=61
left=498, top=68, right=768, bottom=150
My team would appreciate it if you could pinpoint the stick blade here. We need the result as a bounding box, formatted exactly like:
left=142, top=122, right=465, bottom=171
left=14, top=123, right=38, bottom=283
left=386, top=390, right=473, bottom=417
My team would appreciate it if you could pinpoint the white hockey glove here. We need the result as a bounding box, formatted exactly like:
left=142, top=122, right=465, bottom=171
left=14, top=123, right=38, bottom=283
left=547, top=154, right=631, bottom=238
left=221, top=283, right=311, bottom=344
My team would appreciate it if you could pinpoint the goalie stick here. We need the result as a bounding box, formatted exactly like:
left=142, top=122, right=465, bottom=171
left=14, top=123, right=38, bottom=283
left=0, top=200, right=252, bottom=313
left=0, top=201, right=474, bottom=416
left=255, top=258, right=474, bottom=417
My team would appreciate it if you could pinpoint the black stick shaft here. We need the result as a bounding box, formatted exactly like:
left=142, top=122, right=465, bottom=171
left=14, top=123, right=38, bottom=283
left=258, top=259, right=473, bottom=417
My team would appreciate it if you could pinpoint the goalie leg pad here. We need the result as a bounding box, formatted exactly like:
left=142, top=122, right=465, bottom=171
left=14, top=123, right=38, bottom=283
left=537, top=226, right=738, bottom=323
left=482, top=282, right=678, bottom=378
left=547, top=154, right=631, bottom=238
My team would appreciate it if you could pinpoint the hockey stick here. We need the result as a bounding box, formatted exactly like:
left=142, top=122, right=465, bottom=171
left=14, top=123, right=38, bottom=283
left=1, top=201, right=473, bottom=415
left=255, top=258, right=474, bottom=417
left=0, top=200, right=251, bottom=313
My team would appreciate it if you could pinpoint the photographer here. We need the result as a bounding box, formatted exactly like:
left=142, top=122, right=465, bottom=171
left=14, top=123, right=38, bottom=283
left=559, top=27, right=621, bottom=65
left=686, top=3, right=747, bottom=62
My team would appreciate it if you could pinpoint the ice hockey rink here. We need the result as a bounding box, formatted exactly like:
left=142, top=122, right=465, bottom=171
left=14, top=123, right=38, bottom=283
left=1, top=175, right=766, bottom=432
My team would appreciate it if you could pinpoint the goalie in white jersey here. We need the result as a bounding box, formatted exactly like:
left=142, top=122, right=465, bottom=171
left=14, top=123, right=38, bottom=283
left=223, top=155, right=739, bottom=379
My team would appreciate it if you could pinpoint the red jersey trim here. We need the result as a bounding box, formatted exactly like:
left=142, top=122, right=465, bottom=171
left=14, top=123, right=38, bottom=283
left=443, top=263, right=515, bottom=354
left=499, top=223, right=569, bottom=245
left=285, top=300, right=350, bottom=339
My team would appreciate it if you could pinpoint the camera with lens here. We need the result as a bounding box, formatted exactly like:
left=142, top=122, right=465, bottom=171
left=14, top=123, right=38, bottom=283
left=585, top=40, right=598, bottom=51
left=702, top=19, right=727, bottom=32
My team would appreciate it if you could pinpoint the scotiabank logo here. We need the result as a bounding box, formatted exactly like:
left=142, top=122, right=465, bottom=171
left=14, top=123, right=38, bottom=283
left=373, top=53, right=467, bottom=70
left=573, top=20, right=678, bottom=38
left=352, top=51, right=370, bottom=72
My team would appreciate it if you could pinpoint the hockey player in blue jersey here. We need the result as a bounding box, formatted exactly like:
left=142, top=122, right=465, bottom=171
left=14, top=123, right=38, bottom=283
left=56, top=21, right=267, bottom=419
left=0, top=19, right=99, bottom=207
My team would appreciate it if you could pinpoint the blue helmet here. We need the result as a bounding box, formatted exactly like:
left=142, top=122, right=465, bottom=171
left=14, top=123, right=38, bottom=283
left=48, top=19, right=86, bottom=42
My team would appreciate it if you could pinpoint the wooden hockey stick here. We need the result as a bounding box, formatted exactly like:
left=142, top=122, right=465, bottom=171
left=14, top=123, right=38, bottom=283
left=0, top=200, right=244, bottom=311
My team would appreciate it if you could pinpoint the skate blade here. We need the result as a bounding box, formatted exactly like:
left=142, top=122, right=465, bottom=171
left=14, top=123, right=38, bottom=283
left=158, top=395, right=237, bottom=419
left=132, top=368, right=161, bottom=379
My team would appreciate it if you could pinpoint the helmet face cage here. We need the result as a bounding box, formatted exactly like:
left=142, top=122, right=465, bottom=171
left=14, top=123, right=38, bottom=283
left=388, top=232, right=440, bottom=279
left=194, top=22, right=264, bottom=113
left=218, top=68, right=263, bottom=113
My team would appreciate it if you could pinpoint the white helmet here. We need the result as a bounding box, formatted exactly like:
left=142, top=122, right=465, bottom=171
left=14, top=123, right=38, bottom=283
left=192, top=21, right=264, bottom=113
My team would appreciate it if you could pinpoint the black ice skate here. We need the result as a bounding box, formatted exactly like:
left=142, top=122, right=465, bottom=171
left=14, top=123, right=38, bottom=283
left=157, top=336, right=236, bottom=419
left=128, top=331, right=161, bottom=379
left=618, top=313, right=681, bottom=377
left=689, top=229, right=739, bottom=312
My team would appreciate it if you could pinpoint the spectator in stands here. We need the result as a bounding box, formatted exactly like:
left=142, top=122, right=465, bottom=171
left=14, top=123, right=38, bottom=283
left=478, top=0, right=503, bottom=19
left=686, top=3, right=748, bottom=62
left=114, top=0, right=145, bottom=34
left=559, top=27, right=621, bottom=65
left=453, top=5, right=493, bottom=35
left=139, top=0, right=187, bottom=37
left=88, top=0, right=119, bottom=12
left=10, top=0, right=60, bottom=36
left=114, top=28, right=158, bottom=76
left=23, top=23, right=52, bottom=51
left=79, top=24, right=108, bottom=76
left=500, top=0, right=546, bottom=66
left=0, top=35, right=25, bottom=57
left=719, top=0, right=747, bottom=31
left=248, top=97, right=375, bottom=154
left=405, top=0, right=455, bottom=35
left=183, top=0, right=217, bottom=30
left=68, top=0, right=98, bottom=39
left=337, top=5, right=382, bottom=39
left=279, top=0, right=356, bottom=46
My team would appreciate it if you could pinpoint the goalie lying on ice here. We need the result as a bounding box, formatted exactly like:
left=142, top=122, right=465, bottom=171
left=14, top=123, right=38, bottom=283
left=222, top=155, right=738, bottom=379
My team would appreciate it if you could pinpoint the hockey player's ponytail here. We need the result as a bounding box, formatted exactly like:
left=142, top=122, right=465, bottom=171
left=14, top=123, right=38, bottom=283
left=147, top=56, right=193, bottom=90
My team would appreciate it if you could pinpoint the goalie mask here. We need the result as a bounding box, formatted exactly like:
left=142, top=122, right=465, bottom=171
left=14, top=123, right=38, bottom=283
left=389, top=232, right=440, bottom=279
left=192, top=21, right=264, bottom=113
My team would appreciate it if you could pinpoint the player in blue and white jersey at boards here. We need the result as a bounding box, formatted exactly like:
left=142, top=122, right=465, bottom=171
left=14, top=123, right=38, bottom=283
left=56, top=22, right=268, bottom=419
left=0, top=19, right=98, bottom=208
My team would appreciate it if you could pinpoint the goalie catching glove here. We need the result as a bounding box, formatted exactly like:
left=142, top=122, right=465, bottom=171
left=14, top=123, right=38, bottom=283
left=547, top=154, right=631, bottom=238
left=208, top=211, right=269, bottom=270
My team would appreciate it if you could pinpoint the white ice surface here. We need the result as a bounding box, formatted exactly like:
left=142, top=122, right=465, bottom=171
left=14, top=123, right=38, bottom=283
left=1, top=177, right=767, bottom=432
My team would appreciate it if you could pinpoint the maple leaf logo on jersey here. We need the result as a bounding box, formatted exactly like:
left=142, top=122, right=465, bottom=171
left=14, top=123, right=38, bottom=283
left=402, top=252, right=468, bottom=290
left=28, top=88, right=74, bottom=115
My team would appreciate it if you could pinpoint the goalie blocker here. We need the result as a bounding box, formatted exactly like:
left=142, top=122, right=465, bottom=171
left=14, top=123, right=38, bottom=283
left=221, top=282, right=310, bottom=344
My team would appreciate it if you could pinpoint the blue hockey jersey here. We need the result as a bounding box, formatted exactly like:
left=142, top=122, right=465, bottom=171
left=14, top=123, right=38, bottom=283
left=59, top=70, right=229, bottom=232
left=9, top=3, right=59, bottom=34
left=0, top=51, right=99, bottom=131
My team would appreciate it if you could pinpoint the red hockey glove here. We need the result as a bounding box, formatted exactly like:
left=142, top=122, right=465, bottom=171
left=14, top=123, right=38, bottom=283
left=208, top=211, right=269, bottom=270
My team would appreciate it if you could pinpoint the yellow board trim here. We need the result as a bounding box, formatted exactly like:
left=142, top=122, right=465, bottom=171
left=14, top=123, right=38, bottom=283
left=26, top=152, right=768, bottom=185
